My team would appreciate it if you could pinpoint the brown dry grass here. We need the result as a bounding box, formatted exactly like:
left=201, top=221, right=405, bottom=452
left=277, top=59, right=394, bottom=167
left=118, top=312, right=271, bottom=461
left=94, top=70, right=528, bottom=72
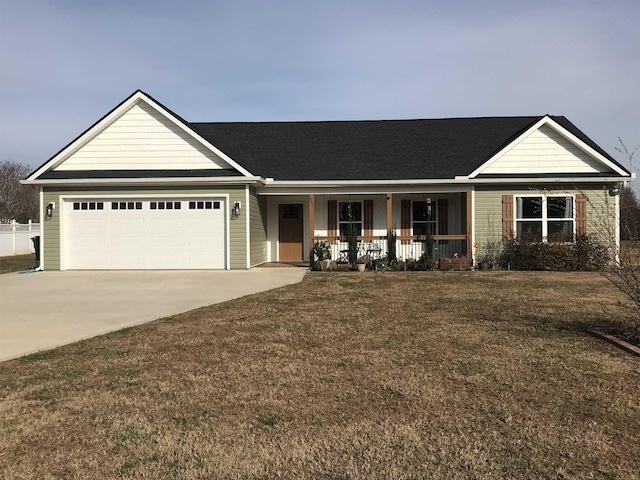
left=1, top=272, right=639, bottom=479
left=0, top=254, right=35, bottom=274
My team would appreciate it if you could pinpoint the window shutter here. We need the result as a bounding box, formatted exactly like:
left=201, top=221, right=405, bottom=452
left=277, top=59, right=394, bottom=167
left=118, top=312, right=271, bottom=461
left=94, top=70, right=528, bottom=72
left=327, top=200, right=337, bottom=243
left=363, top=199, right=373, bottom=238
left=437, top=199, right=448, bottom=235
left=401, top=199, right=411, bottom=244
left=502, top=195, right=514, bottom=243
left=575, top=194, right=587, bottom=236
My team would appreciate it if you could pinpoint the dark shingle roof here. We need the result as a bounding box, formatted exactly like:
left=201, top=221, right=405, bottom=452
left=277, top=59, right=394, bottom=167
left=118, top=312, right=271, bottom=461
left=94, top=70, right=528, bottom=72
left=191, top=116, right=624, bottom=181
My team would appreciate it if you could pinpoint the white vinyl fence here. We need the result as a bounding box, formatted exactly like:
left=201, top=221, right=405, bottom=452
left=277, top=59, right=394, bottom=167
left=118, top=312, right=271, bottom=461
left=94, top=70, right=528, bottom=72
left=0, top=220, right=40, bottom=256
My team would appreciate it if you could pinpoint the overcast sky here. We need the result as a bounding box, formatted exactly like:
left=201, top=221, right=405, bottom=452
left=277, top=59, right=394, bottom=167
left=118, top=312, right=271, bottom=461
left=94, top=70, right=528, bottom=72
left=1, top=0, right=638, bottom=180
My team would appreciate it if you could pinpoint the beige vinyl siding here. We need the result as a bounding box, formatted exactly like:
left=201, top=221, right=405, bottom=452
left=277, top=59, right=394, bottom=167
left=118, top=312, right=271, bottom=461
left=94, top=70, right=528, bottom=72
left=42, top=185, right=247, bottom=270
left=483, top=125, right=608, bottom=175
left=55, top=101, right=230, bottom=171
left=249, top=188, right=268, bottom=266
left=474, top=184, right=614, bottom=248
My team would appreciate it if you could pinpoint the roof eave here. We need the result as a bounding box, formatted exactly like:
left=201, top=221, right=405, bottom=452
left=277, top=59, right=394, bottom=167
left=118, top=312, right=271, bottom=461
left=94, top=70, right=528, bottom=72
left=20, top=176, right=266, bottom=187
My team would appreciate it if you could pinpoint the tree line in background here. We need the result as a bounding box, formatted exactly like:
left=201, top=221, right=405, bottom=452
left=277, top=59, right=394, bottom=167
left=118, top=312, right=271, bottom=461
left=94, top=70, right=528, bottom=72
left=0, top=160, right=39, bottom=223
left=621, top=186, right=640, bottom=240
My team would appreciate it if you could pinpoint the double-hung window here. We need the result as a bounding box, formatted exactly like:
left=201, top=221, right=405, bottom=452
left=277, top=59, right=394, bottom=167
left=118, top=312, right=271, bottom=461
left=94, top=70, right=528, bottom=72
left=338, top=201, right=362, bottom=236
left=412, top=201, right=436, bottom=236
left=515, top=196, right=574, bottom=242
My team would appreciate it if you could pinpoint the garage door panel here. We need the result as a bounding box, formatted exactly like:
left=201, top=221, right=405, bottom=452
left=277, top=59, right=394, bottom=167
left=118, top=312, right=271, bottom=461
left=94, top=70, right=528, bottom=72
left=64, top=198, right=226, bottom=270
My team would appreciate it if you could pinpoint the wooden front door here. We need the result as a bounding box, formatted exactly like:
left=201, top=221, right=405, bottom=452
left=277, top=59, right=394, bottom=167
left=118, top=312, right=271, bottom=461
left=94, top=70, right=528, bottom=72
left=279, top=204, right=303, bottom=261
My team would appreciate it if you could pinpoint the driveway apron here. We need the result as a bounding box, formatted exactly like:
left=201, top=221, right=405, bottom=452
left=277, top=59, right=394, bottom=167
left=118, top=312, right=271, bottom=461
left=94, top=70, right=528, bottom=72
left=0, top=269, right=306, bottom=361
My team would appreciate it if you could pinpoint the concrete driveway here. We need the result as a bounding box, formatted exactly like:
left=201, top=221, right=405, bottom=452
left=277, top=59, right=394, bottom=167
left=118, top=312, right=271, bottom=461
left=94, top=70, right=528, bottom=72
left=0, top=268, right=306, bottom=362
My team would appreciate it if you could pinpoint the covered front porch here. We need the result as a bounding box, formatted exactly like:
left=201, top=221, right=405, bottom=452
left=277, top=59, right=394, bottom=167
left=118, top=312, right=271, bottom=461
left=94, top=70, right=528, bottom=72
left=263, top=190, right=473, bottom=266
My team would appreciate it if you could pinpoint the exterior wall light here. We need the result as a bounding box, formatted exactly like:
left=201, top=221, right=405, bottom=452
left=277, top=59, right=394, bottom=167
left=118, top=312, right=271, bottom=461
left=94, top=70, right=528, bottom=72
left=46, top=202, right=55, bottom=220
left=231, top=201, right=241, bottom=219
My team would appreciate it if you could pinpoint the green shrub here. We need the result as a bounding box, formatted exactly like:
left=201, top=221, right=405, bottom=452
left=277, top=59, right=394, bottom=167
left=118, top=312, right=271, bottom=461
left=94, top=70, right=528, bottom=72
left=500, top=233, right=608, bottom=271
left=408, top=252, right=435, bottom=271
left=387, top=230, right=397, bottom=266
left=346, top=223, right=358, bottom=265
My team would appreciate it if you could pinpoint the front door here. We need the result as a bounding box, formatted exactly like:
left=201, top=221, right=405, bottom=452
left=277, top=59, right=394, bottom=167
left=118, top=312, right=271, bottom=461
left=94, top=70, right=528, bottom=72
left=279, top=204, right=303, bottom=261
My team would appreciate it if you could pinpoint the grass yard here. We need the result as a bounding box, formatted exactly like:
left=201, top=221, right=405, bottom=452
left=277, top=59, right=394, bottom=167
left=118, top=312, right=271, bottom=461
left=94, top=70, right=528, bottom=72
left=1, top=272, right=639, bottom=479
left=0, top=253, right=35, bottom=274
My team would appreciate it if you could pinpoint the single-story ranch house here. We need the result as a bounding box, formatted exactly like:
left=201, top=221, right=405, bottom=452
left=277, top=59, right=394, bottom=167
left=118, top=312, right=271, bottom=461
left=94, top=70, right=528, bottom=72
left=23, top=90, right=633, bottom=270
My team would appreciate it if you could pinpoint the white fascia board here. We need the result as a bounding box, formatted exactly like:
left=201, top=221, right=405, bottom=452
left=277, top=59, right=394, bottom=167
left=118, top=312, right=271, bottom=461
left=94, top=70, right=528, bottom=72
left=467, top=117, right=547, bottom=179
left=468, top=116, right=629, bottom=179
left=28, top=91, right=254, bottom=181
left=139, top=93, right=254, bottom=177
left=541, top=117, right=630, bottom=177
left=259, top=181, right=472, bottom=196
left=467, top=176, right=632, bottom=184
left=21, top=176, right=265, bottom=187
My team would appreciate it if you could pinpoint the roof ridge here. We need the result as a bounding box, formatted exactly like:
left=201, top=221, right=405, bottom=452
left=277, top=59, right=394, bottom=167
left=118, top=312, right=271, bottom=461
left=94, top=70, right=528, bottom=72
left=191, top=115, right=548, bottom=126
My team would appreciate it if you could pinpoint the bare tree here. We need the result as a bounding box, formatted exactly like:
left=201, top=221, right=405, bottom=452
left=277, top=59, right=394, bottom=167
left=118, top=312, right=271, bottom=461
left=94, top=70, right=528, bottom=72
left=0, top=160, right=39, bottom=223
left=583, top=139, right=640, bottom=342
left=620, top=186, right=640, bottom=240
left=616, top=139, right=640, bottom=241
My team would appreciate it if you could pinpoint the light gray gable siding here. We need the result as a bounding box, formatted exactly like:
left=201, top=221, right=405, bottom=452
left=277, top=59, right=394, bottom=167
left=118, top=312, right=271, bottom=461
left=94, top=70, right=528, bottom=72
left=42, top=185, right=247, bottom=270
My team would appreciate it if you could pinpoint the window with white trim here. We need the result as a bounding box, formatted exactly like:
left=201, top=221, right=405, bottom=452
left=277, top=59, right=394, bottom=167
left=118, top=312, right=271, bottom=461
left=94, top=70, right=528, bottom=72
left=412, top=201, right=436, bottom=236
left=515, top=195, right=574, bottom=242
left=338, top=201, right=362, bottom=236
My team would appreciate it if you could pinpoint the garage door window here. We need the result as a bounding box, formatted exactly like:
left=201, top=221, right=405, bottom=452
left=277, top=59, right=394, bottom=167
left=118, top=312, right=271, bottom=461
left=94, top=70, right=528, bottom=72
left=112, top=202, right=142, bottom=210
left=73, top=202, right=103, bottom=210
left=150, top=201, right=181, bottom=210
left=189, top=201, right=220, bottom=210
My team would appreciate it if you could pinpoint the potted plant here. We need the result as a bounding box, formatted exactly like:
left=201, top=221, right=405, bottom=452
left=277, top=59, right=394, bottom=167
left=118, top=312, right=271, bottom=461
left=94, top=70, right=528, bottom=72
left=476, top=240, right=502, bottom=270
left=312, top=240, right=332, bottom=271
left=356, top=255, right=369, bottom=272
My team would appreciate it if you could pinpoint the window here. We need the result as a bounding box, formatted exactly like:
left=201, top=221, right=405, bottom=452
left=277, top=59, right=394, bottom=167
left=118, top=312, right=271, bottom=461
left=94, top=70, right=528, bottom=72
left=338, top=201, right=362, bottom=236
left=189, top=200, right=217, bottom=210
left=412, top=201, right=436, bottom=236
left=74, top=201, right=102, bottom=210
left=112, top=201, right=140, bottom=211
left=516, top=196, right=574, bottom=242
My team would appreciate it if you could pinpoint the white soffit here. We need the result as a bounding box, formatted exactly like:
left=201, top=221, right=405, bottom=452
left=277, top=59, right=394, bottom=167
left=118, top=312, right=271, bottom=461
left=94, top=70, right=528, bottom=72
left=469, top=117, right=629, bottom=178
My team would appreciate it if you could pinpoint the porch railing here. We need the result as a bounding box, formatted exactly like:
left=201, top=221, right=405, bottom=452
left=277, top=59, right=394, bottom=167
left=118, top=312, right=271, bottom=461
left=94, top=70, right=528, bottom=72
left=312, top=235, right=469, bottom=265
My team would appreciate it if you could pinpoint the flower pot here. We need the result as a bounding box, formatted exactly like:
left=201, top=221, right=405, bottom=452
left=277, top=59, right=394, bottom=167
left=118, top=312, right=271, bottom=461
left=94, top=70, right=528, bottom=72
left=479, top=261, right=490, bottom=271
left=357, top=263, right=366, bottom=272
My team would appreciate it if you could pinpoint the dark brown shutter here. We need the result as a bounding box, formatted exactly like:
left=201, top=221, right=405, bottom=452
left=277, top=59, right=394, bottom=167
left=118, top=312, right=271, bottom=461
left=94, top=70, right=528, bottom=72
left=401, top=199, right=411, bottom=244
left=437, top=199, right=448, bottom=235
left=327, top=199, right=337, bottom=243
left=502, top=195, right=514, bottom=243
left=575, top=193, right=587, bottom=236
left=363, top=199, right=373, bottom=238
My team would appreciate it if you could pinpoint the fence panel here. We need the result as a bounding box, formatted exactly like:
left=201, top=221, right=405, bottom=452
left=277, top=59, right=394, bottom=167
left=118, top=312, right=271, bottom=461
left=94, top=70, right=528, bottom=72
left=0, top=221, right=40, bottom=256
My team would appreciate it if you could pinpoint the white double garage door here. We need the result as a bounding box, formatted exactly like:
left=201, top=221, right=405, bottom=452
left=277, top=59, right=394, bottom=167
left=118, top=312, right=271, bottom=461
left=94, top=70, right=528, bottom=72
left=62, top=197, right=227, bottom=269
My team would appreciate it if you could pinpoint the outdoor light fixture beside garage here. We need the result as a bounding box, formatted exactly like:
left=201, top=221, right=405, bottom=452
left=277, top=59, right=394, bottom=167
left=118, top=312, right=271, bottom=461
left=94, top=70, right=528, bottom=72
left=46, top=202, right=55, bottom=220
left=231, top=201, right=241, bottom=218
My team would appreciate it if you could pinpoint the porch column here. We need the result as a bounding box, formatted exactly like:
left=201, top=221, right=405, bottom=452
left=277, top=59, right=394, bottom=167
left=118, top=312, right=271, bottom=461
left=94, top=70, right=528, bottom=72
left=386, top=193, right=393, bottom=233
left=309, top=194, right=315, bottom=267
left=466, top=191, right=473, bottom=261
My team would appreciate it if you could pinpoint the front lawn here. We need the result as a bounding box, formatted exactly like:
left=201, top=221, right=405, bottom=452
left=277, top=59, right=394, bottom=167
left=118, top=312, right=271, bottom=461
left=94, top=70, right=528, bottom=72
left=1, top=272, right=638, bottom=479
left=0, top=253, right=35, bottom=274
